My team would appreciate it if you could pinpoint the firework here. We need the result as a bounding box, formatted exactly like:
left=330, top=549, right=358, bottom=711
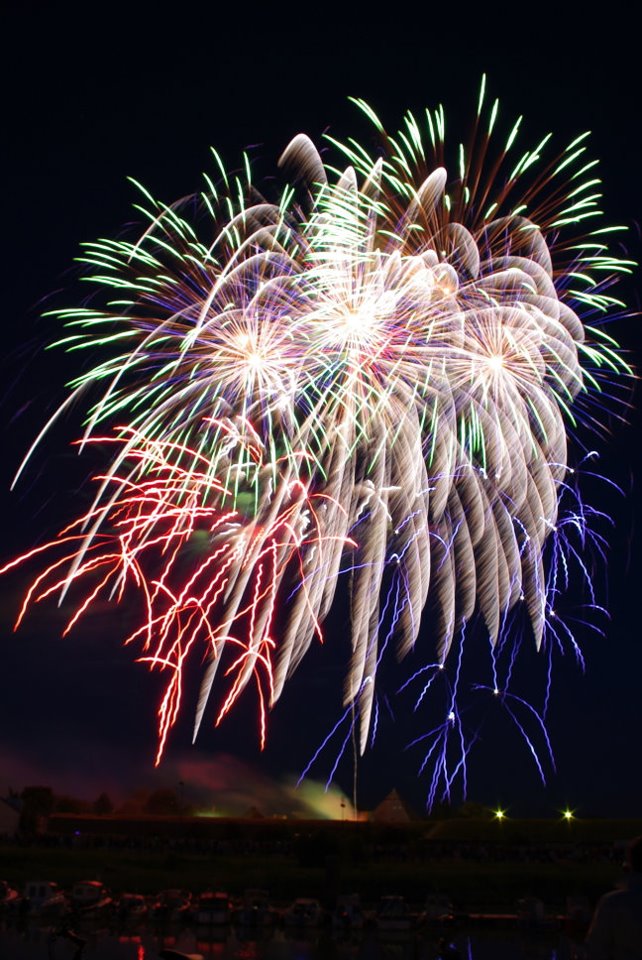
left=3, top=80, right=632, bottom=797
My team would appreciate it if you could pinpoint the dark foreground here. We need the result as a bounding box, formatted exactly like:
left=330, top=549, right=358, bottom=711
left=1, top=916, right=581, bottom=960
left=1, top=820, right=636, bottom=913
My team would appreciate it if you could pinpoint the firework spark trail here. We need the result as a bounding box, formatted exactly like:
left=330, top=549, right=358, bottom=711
left=300, top=563, right=413, bottom=788
left=3, top=80, right=633, bottom=795
left=317, top=469, right=617, bottom=807
left=3, top=428, right=353, bottom=758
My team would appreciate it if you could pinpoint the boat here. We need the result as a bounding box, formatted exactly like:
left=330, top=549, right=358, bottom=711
left=116, top=892, right=148, bottom=921
left=283, top=897, right=324, bottom=928
left=331, top=893, right=364, bottom=932
left=70, top=880, right=113, bottom=917
left=0, top=880, right=20, bottom=910
left=516, top=897, right=562, bottom=930
left=23, top=880, right=68, bottom=916
left=235, top=888, right=275, bottom=928
left=151, top=889, right=192, bottom=922
left=374, top=895, right=415, bottom=932
left=193, top=891, right=231, bottom=925
left=419, top=894, right=455, bottom=925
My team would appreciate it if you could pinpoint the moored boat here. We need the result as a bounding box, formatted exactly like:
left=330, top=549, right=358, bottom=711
left=116, top=892, right=148, bottom=921
left=151, top=889, right=192, bottom=923
left=419, top=894, right=455, bottom=925
left=374, top=895, right=415, bottom=933
left=283, top=897, right=324, bottom=928
left=23, top=880, right=68, bottom=917
left=235, top=888, right=275, bottom=928
left=0, top=880, right=20, bottom=910
left=71, top=880, right=113, bottom=918
left=193, top=891, right=231, bottom=925
left=331, top=893, right=364, bottom=932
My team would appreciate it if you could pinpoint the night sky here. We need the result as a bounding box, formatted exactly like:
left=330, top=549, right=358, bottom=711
left=2, top=2, right=641, bottom=819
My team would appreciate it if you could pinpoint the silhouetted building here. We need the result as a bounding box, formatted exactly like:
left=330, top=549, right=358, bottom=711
left=370, top=790, right=414, bottom=823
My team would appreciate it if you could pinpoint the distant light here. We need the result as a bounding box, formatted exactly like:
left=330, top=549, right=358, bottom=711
left=493, top=807, right=506, bottom=821
left=562, top=808, right=575, bottom=822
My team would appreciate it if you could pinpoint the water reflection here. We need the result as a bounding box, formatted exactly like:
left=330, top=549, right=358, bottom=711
left=0, top=918, right=578, bottom=960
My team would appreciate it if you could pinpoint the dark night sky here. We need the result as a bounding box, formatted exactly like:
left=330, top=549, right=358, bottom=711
left=1, top=1, right=641, bottom=818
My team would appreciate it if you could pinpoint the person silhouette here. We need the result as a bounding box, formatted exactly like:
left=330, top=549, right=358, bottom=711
left=585, top=835, right=642, bottom=959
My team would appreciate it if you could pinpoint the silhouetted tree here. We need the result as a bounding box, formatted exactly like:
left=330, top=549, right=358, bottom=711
left=118, top=788, right=150, bottom=816
left=455, top=800, right=490, bottom=819
left=144, top=788, right=179, bottom=815
left=20, top=785, right=54, bottom=834
left=53, top=794, right=87, bottom=813
left=93, top=792, right=114, bottom=815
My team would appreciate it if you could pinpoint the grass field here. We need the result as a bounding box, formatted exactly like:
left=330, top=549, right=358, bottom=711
left=0, top=841, right=625, bottom=911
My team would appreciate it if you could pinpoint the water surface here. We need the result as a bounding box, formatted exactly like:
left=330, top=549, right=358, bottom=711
left=1, top=919, right=583, bottom=960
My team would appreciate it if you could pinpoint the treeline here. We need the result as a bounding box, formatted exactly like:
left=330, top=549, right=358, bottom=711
left=15, top=784, right=193, bottom=834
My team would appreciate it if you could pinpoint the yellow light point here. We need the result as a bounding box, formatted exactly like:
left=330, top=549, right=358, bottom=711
left=562, top=808, right=575, bottom=822
left=493, top=807, right=506, bottom=821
